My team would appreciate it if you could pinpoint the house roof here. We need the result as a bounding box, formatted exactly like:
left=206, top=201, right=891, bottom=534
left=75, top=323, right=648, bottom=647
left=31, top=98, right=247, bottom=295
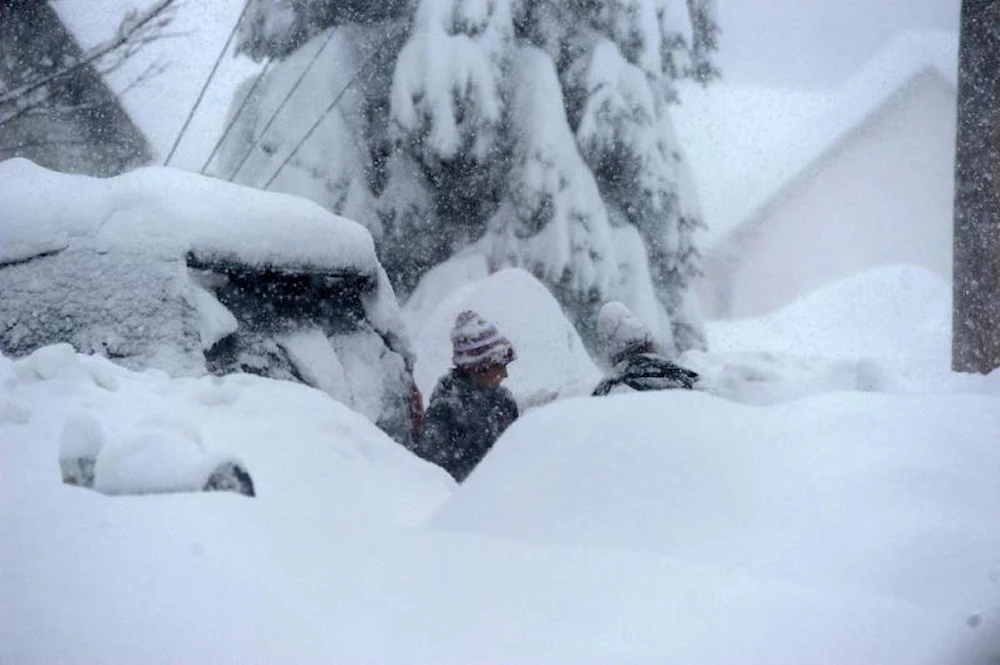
left=52, top=0, right=261, bottom=168
left=674, top=31, right=959, bottom=249
left=1, top=1, right=153, bottom=175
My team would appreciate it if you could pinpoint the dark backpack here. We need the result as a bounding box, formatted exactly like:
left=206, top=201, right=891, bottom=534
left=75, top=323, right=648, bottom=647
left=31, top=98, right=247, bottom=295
left=593, top=353, right=699, bottom=396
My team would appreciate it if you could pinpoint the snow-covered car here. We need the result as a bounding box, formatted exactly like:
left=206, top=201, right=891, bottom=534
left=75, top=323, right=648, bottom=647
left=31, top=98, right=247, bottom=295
left=59, top=410, right=256, bottom=498
left=0, top=158, right=420, bottom=447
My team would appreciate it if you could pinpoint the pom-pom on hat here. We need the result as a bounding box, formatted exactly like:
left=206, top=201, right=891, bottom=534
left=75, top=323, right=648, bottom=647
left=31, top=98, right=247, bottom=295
left=451, top=310, right=516, bottom=369
left=597, top=301, right=654, bottom=365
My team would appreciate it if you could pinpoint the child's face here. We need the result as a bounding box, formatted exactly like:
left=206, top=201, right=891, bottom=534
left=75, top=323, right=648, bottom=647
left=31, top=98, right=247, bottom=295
left=471, top=363, right=508, bottom=388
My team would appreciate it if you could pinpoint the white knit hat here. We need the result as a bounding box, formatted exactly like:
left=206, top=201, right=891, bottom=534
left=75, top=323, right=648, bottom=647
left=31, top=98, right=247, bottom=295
left=597, top=301, right=653, bottom=365
left=451, top=310, right=516, bottom=369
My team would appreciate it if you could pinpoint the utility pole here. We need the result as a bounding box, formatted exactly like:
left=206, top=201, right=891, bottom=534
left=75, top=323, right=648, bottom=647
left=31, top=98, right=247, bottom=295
left=953, top=0, right=1000, bottom=373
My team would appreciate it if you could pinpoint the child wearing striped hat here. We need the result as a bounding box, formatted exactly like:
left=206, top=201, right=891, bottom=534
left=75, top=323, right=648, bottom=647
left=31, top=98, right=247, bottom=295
left=417, top=311, right=518, bottom=482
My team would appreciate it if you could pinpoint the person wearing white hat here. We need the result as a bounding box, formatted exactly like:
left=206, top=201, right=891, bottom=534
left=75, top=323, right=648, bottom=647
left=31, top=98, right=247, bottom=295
left=593, top=301, right=699, bottom=396
left=417, top=311, right=518, bottom=482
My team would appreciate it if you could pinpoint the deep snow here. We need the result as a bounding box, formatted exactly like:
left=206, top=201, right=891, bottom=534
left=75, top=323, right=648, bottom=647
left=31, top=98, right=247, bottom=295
left=2, top=263, right=999, bottom=663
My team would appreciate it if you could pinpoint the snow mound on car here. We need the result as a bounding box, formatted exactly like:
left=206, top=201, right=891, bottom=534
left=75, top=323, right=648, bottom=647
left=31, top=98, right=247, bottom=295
left=7, top=345, right=453, bottom=522
left=0, top=158, right=376, bottom=273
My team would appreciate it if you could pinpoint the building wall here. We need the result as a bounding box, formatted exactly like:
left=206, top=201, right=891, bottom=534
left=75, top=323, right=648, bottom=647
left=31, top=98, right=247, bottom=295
left=698, top=69, right=956, bottom=319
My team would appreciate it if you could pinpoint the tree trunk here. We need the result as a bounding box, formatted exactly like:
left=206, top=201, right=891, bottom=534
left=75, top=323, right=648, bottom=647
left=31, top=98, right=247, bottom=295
left=953, top=0, right=1000, bottom=373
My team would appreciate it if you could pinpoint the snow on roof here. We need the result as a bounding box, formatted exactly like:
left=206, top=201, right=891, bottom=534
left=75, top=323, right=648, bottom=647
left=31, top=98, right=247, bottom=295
left=674, top=31, right=958, bottom=248
left=51, top=0, right=261, bottom=167
left=0, top=158, right=378, bottom=275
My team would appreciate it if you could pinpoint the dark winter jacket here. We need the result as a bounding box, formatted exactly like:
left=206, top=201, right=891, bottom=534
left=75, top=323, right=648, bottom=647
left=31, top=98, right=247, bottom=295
left=593, top=352, right=699, bottom=396
left=417, top=369, right=519, bottom=482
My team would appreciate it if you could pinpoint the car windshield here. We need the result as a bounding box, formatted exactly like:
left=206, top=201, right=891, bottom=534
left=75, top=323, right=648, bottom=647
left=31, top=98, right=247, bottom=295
left=186, top=252, right=373, bottom=335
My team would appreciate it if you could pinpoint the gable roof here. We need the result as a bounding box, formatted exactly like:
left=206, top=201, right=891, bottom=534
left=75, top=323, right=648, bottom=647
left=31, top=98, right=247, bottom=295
left=674, top=31, right=958, bottom=249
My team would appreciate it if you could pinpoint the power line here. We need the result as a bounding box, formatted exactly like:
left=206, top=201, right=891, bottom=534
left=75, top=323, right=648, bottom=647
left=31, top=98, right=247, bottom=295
left=198, top=58, right=273, bottom=175
left=225, top=26, right=340, bottom=182
left=163, top=0, right=252, bottom=166
left=261, top=46, right=382, bottom=191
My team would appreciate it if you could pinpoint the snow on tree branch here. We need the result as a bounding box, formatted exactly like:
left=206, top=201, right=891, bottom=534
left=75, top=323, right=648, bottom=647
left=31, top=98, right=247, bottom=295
left=390, top=0, right=512, bottom=163
left=487, top=46, right=618, bottom=297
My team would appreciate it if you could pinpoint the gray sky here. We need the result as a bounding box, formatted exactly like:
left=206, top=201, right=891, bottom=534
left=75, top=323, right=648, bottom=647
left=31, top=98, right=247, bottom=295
left=715, top=0, right=961, bottom=86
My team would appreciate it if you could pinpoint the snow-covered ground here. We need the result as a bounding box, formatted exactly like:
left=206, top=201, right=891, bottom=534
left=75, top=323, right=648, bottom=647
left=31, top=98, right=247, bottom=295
left=3, top=264, right=999, bottom=663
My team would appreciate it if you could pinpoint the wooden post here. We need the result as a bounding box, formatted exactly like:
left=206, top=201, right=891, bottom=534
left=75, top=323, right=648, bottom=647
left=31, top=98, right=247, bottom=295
left=953, top=0, right=1000, bottom=373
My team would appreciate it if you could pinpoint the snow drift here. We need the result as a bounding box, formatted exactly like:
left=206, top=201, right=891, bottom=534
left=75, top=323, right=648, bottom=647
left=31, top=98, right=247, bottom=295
left=3, top=260, right=998, bottom=663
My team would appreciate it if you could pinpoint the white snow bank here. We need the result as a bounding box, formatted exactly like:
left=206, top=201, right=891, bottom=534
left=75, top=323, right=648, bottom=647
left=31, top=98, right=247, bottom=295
left=1, top=347, right=980, bottom=664
left=0, top=161, right=110, bottom=262
left=4, top=346, right=452, bottom=525
left=4, top=260, right=997, bottom=663
left=58, top=414, right=106, bottom=462
left=432, top=389, right=1000, bottom=613
left=682, top=265, right=954, bottom=404
left=411, top=268, right=600, bottom=408
left=60, top=413, right=253, bottom=497
left=188, top=281, right=239, bottom=351
left=0, top=351, right=26, bottom=426
left=709, top=264, right=950, bottom=365
left=0, top=158, right=377, bottom=274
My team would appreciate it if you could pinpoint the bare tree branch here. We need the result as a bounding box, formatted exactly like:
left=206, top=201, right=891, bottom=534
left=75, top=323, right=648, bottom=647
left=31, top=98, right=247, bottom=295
left=0, top=0, right=179, bottom=108
left=5, top=100, right=102, bottom=119
left=116, top=58, right=171, bottom=98
left=0, top=90, right=48, bottom=126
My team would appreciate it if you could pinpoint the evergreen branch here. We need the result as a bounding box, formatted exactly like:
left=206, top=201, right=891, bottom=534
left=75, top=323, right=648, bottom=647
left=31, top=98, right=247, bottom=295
left=116, top=59, right=171, bottom=98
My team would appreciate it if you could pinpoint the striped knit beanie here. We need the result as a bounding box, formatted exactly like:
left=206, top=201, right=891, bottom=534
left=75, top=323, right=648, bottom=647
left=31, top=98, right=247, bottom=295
left=451, top=310, right=516, bottom=369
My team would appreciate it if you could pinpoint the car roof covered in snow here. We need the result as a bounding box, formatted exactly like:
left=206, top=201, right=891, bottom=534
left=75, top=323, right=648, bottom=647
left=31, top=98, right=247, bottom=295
left=0, top=158, right=379, bottom=277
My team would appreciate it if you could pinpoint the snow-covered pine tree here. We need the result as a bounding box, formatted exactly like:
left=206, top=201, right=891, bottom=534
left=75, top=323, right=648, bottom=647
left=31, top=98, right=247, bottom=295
left=380, top=0, right=513, bottom=293
left=218, top=0, right=719, bottom=355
